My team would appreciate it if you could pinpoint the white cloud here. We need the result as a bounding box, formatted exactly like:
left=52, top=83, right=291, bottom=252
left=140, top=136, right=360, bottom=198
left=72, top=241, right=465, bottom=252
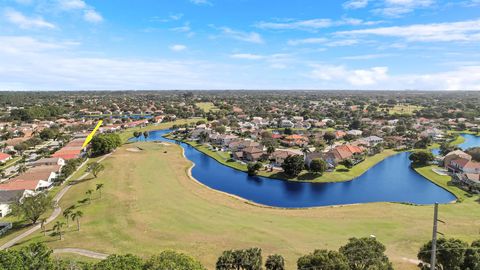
left=4, top=9, right=56, bottom=29
left=170, top=44, right=187, bottom=52
left=190, top=0, right=212, bottom=5
left=255, top=17, right=381, bottom=32
left=337, top=19, right=480, bottom=42
left=309, top=65, right=389, bottom=86
left=287, top=38, right=328, bottom=46
left=374, top=0, right=435, bottom=17
left=83, top=9, right=103, bottom=23
left=341, top=54, right=392, bottom=60
left=343, top=0, right=369, bottom=9
left=287, top=37, right=358, bottom=47
left=308, top=64, right=480, bottom=90
left=58, top=0, right=87, bottom=10
left=219, top=27, right=264, bottom=44
left=230, top=53, right=264, bottom=60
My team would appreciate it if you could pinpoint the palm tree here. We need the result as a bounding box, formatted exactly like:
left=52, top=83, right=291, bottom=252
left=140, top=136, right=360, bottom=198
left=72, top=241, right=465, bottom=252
left=71, top=210, right=83, bottom=231
left=85, top=189, right=93, bottom=204
left=96, top=183, right=104, bottom=199
left=40, top=218, right=47, bottom=236
left=62, top=208, right=72, bottom=227
left=52, top=221, right=65, bottom=240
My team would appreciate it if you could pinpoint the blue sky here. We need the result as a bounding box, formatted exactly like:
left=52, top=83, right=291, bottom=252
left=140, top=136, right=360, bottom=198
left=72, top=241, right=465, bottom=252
left=1, top=0, right=480, bottom=90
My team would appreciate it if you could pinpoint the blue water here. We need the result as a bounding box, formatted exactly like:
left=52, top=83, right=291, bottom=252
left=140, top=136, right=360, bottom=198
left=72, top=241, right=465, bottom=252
left=133, top=130, right=462, bottom=208
left=432, top=134, right=480, bottom=155
left=458, top=134, right=480, bottom=150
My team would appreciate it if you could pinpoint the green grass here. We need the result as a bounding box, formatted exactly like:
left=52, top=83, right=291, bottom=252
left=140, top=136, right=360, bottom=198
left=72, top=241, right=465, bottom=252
left=387, top=104, right=423, bottom=115
left=414, top=165, right=469, bottom=202
left=10, top=142, right=480, bottom=270
left=195, top=102, right=218, bottom=113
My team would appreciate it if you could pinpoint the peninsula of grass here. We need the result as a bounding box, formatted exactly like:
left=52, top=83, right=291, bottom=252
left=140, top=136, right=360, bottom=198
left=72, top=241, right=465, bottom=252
left=13, top=142, right=480, bottom=270
left=176, top=138, right=399, bottom=183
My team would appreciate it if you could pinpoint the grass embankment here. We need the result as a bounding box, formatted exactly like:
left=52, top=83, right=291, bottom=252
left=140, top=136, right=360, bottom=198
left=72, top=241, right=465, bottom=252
left=0, top=156, right=21, bottom=170
left=179, top=139, right=398, bottom=183
left=414, top=165, right=468, bottom=201
left=11, top=142, right=480, bottom=270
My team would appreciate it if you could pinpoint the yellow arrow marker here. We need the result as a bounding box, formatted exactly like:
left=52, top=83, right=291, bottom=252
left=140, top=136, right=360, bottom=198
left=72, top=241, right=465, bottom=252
left=82, top=120, right=103, bottom=148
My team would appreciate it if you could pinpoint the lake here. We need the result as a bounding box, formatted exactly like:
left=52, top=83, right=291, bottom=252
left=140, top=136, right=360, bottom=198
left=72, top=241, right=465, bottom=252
left=133, top=130, right=466, bottom=208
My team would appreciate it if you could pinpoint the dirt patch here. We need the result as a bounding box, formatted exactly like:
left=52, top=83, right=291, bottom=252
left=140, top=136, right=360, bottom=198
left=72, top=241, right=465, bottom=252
left=126, top=147, right=142, bottom=152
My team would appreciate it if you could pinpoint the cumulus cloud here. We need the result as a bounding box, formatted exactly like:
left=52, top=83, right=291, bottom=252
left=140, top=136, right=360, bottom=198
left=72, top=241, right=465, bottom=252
left=58, top=0, right=87, bottom=10
left=4, top=9, right=56, bottom=29
left=308, top=64, right=480, bottom=90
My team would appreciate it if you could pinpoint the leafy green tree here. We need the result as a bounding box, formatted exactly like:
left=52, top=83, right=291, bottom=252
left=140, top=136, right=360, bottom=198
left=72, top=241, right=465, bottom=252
left=144, top=250, right=206, bottom=270
left=90, top=133, right=121, bottom=157
left=297, top=249, right=349, bottom=270
left=409, top=151, right=434, bottom=166
left=281, top=155, right=304, bottom=177
left=265, top=254, right=285, bottom=270
left=323, top=132, right=336, bottom=148
left=417, top=238, right=469, bottom=270
left=340, top=159, right=354, bottom=169
left=215, top=126, right=226, bottom=134
left=247, top=162, right=262, bottom=176
left=463, top=240, right=480, bottom=270
left=143, top=131, right=149, bottom=140
left=0, top=250, right=23, bottom=270
left=88, top=162, right=105, bottom=178
left=11, top=193, right=52, bottom=224
left=133, top=131, right=142, bottom=141
left=309, top=159, right=327, bottom=175
left=94, top=254, right=144, bottom=270
left=339, top=237, right=393, bottom=270
left=216, top=248, right=262, bottom=270
left=466, top=147, right=480, bottom=162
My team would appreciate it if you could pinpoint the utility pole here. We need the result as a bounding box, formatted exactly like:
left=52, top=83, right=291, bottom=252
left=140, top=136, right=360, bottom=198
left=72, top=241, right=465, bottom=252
left=430, top=203, right=439, bottom=270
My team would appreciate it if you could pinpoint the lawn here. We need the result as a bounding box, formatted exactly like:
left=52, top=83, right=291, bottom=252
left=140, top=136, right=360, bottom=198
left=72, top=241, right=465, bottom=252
left=11, top=142, right=480, bottom=270
left=195, top=102, right=218, bottom=113
left=387, top=104, right=423, bottom=115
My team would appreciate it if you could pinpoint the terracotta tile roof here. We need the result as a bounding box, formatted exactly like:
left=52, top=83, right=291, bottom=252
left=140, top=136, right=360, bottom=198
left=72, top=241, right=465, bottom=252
left=0, top=152, right=11, bottom=161
left=0, top=179, right=39, bottom=191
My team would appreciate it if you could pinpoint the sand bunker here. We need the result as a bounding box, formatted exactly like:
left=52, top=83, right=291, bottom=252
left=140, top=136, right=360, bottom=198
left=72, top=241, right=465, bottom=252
left=126, top=147, right=142, bottom=152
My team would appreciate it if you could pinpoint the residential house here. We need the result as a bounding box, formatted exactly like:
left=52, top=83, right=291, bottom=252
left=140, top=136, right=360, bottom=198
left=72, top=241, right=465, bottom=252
left=282, top=134, right=308, bottom=147
left=325, top=144, right=365, bottom=165
left=0, top=190, right=29, bottom=217
left=280, top=120, right=294, bottom=128
left=361, top=136, right=384, bottom=147
left=271, top=149, right=303, bottom=166
left=442, top=150, right=471, bottom=167
left=0, top=153, right=12, bottom=164
left=347, top=130, right=363, bottom=136
left=448, top=158, right=480, bottom=174
left=30, top=157, right=65, bottom=167
left=305, top=152, right=325, bottom=167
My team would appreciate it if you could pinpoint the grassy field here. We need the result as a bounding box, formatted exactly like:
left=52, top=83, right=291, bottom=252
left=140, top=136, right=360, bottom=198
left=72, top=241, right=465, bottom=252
left=387, top=105, right=423, bottom=115
left=181, top=140, right=399, bottom=183
left=195, top=102, right=218, bottom=112
left=11, top=142, right=480, bottom=270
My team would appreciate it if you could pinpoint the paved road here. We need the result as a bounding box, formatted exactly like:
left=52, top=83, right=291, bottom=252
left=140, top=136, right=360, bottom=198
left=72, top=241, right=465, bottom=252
left=53, top=248, right=108, bottom=259
left=0, top=154, right=111, bottom=250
